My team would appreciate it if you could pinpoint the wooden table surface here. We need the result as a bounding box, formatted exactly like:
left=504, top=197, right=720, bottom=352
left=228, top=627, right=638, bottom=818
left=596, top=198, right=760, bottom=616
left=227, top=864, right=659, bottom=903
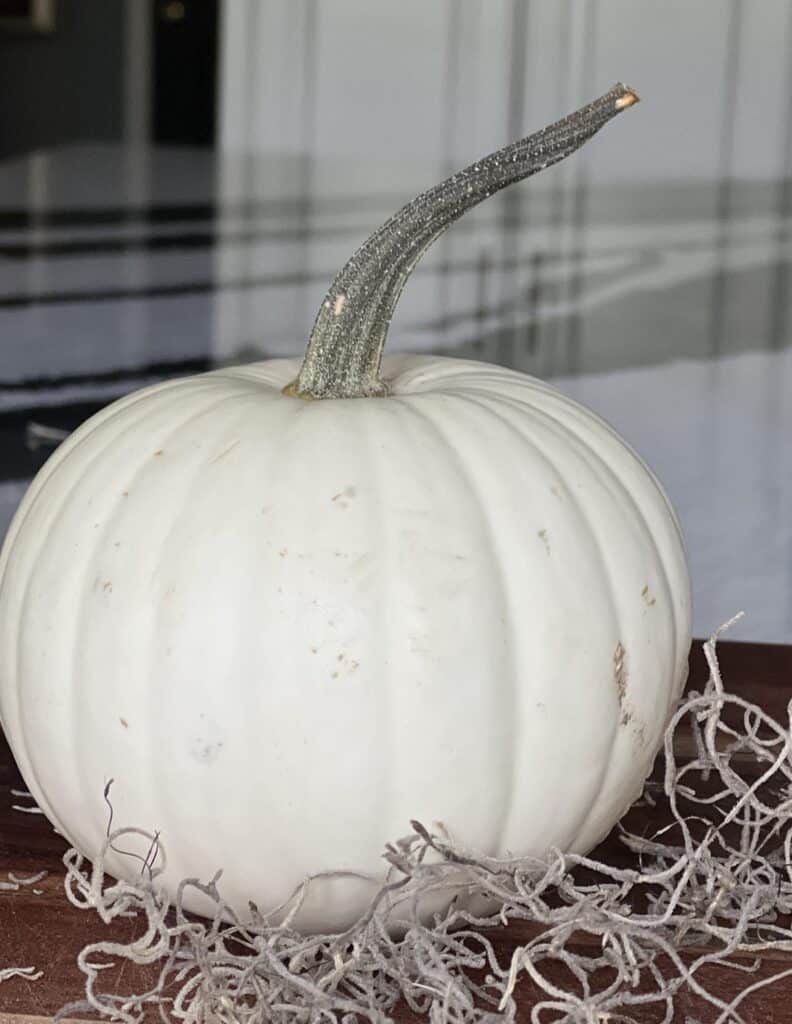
left=2, top=639, right=792, bottom=1023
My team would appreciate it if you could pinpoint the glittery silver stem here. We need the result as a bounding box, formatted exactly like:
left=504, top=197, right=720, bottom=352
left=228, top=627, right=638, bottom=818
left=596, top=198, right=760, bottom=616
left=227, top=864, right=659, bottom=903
left=288, top=82, right=639, bottom=400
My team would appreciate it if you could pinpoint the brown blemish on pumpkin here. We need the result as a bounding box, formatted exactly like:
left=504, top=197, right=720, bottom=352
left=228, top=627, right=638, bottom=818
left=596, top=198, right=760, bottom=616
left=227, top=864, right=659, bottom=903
left=154, top=450, right=163, bottom=457
left=122, top=491, right=129, bottom=497
left=211, top=439, right=240, bottom=464
left=120, top=717, right=128, bottom=729
left=614, top=642, right=629, bottom=723
left=538, top=528, right=550, bottom=555
left=641, top=584, right=657, bottom=607
left=331, top=485, right=357, bottom=508
left=102, top=580, right=113, bottom=593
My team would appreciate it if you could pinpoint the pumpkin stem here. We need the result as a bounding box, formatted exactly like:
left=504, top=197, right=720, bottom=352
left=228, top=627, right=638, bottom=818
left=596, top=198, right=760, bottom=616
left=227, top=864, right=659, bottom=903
left=286, top=82, right=639, bottom=400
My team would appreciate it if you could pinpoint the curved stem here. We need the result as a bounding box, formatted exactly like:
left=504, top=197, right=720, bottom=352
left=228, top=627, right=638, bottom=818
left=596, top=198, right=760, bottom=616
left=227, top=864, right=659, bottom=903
left=287, top=82, right=639, bottom=400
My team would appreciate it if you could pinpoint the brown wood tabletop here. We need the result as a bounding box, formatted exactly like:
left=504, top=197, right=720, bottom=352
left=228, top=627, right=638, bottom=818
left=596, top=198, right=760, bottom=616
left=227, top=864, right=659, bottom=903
left=2, top=638, right=792, bottom=1023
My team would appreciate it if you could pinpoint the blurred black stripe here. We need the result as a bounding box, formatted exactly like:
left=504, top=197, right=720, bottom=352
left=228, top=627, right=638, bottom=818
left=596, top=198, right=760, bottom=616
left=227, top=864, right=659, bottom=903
left=0, top=181, right=785, bottom=234
left=0, top=357, right=210, bottom=391
left=0, top=232, right=785, bottom=308
left=0, top=225, right=371, bottom=258
left=0, top=196, right=406, bottom=230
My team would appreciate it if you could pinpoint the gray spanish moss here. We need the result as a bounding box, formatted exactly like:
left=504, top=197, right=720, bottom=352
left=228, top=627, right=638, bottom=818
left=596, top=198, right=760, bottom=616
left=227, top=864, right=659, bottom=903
left=288, top=83, right=638, bottom=400
left=0, top=966, right=42, bottom=983
left=38, top=617, right=792, bottom=1023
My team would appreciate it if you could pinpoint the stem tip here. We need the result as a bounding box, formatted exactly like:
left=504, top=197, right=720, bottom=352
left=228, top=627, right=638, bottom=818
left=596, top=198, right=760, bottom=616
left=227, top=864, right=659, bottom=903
left=614, top=86, right=640, bottom=111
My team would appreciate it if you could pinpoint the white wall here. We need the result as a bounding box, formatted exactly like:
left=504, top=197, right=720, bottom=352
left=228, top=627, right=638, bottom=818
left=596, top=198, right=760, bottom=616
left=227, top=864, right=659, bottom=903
left=218, top=0, right=792, bottom=184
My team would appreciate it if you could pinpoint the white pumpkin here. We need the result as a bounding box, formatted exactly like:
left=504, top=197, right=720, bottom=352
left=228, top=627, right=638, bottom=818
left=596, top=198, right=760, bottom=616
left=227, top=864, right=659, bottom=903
left=0, top=85, right=691, bottom=933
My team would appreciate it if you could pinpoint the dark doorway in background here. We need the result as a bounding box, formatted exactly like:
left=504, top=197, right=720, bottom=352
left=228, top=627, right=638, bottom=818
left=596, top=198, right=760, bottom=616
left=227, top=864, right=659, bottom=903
left=152, top=0, right=218, bottom=146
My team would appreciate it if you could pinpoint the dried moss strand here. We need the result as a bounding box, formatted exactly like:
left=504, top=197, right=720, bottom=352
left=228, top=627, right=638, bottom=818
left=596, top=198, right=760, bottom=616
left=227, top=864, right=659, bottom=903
left=0, top=966, right=43, bottom=983
left=289, top=82, right=638, bottom=400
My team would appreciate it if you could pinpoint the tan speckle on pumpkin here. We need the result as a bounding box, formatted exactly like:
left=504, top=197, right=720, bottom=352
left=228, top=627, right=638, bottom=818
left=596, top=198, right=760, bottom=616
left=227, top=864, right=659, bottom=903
left=211, top=439, right=241, bottom=464
left=331, top=485, right=357, bottom=508
left=642, top=584, right=657, bottom=607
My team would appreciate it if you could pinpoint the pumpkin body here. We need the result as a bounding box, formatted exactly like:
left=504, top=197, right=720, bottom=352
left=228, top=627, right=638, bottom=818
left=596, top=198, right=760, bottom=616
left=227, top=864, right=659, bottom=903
left=0, top=354, right=691, bottom=931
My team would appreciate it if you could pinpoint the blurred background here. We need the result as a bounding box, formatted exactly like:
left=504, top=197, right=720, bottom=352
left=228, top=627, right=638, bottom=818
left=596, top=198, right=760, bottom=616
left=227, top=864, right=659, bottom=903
left=0, top=0, right=790, bottom=641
